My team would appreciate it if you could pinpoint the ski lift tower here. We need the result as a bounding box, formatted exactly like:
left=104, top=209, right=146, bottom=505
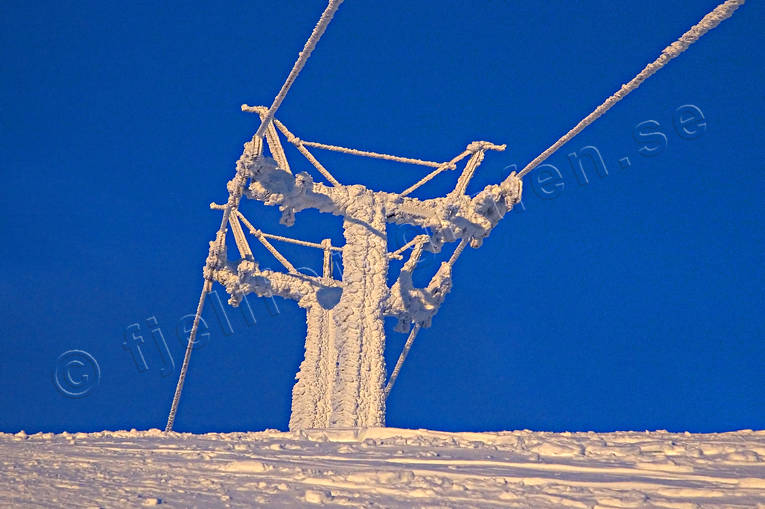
left=165, top=0, right=745, bottom=432
left=209, top=106, right=522, bottom=429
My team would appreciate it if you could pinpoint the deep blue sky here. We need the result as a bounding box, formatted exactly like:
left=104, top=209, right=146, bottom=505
left=1, top=1, right=762, bottom=434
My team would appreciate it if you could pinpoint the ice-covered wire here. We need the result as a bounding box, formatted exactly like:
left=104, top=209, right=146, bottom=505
left=254, top=0, right=344, bottom=140
left=448, top=238, right=469, bottom=267
left=384, top=323, right=421, bottom=399
left=389, top=234, right=430, bottom=260
left=517, top=0, right=746, bottom=179
left=401, top=142, right=505, bottom=197
left=400, top=151, right=470, bottom=197
left=236, top=211, right=299, bottom=274
left=165, top=278, right=212, bottom=432
left=301, top=140, right=444, bottom=168
left=244, top=104, right=446, bottom=169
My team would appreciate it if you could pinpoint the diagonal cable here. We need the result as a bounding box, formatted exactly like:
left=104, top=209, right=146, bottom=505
left=518, top=0, right=745, bottom=179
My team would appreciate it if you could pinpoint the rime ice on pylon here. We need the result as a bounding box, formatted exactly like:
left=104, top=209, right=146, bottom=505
left=168, top=0, right=745, bottom=432
left=207, top=107, right=522, bottom=429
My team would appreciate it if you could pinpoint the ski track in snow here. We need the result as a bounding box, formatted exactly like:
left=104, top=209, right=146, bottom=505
left=2, top=428, right=764, bottom=508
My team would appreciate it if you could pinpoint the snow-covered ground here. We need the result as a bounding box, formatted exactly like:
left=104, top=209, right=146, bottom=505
left=2, top=427, right=764, bottom=508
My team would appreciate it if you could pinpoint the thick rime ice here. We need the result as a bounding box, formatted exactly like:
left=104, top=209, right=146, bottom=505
left=209, top=135, right=522, bottom=430
left=329, top=192, right=389, bottom=427
left=385, top=242, right=453, bottom=332
left=244, top=158, right=522, bottom=249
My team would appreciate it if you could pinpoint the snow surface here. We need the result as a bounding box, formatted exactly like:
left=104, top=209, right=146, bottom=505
left=3, top=427, right=764, bottom=508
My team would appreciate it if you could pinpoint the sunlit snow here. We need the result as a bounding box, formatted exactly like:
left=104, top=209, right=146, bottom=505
left=3, top=428, right=764, bottom=507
